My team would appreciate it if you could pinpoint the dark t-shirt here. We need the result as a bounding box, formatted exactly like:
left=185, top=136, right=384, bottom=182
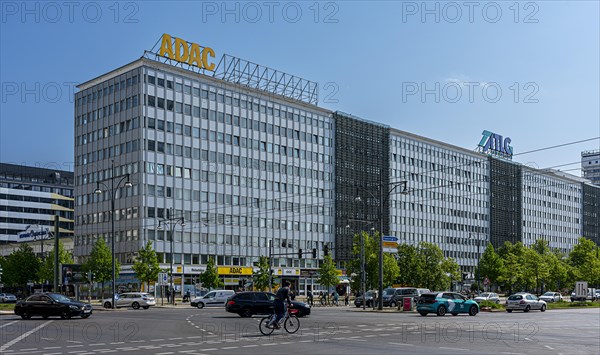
left=275, top=286, right=291, bottom=301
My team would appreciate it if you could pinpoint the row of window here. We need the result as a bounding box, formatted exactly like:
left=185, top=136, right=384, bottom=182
left=0, top=183, right=73, bottom=197
left=392, top=137, right=483, bottom=165
left=523, top=209, right=580, bottom=223
left=523, top=197, right=581, bottom=213
left=76, top=95, right=140, bottom=126
left=77, top=185, right=137, bottom=206
left=76, top=117, right=140, bottom=146
left=0, top=193, right=72, bottom=206
left=78, top=140, right=139, bottom=166
left=524, top=185, right=581, bottom=202
left=76, top=75, right=140, bottom=107
left=77, top=207, right=139, bottom=225
left=523, top=221, right=580, bottom=234
left=392, top=204, right=488, bottom=221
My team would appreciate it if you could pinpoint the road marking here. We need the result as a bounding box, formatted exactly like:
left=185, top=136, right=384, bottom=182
left=168, top=337, right=184, bottom=340
left=347, top=338, right=366, bottom=342
left=389, top=342, right=414, bottom=347
left=545, top=345, right=554, bottom=350
left=0, top=321, right=52, bottom=353
left=44, top=347, right=62, bottom=350
left=222, top=346, right=239, bottom=350
left=0, top=320, right=19, bottom=329
left=88, top=343, right=106, bottom=346
left=501, top=352, right=525, bottom=355
left=261, top=343, right=277, bottom=346
left=439, top=347, right=470, bottom=351
left=67, top=345, right=84, bottom=348
left=242, top=345, right=258, bottom=348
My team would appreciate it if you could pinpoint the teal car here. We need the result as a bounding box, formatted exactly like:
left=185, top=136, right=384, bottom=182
left=417, top=292, right=479, bottom=317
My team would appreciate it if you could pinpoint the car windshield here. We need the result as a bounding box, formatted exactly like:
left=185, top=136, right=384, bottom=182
left=542, top=292, right=554, bottom=296
left=508, top=295, right=523, bottom=300
left=479, top=293, right=491, bottom=297
left=48, top=294, right=72, bottom=302
left=383, top=289, right=395, bottom=296
left=365, top=291, right=375, bottom=297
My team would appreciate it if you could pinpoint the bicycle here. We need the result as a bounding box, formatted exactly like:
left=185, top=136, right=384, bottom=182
left=259, top=307, right=301, bottom=335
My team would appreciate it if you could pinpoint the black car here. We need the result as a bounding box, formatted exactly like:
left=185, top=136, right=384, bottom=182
left=14, top=293, right=93, bottom=320
left=225, top=291, right=311, bottom=318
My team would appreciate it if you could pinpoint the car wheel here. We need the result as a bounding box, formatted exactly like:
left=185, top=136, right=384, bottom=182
left=132, top=302, right=140, bottom=310
left=60, top=309, right=71, bottom=319
left=104, top=302, right=112, bottom=309
left=419, top=312, right=428, bottom=316
left=355, top=305, right=360, bottom=308
left=81, top=314, right=91, bottom=319
left=390, top=301, right=397, bottom=308
left=469, top=305, right=478, bottom=316
left=506, top=309, right=513, bottom=313
left=21, top=310, right=31, bottom=320
left=496, top=300, right=500, bottom=304
left=197, top=303, right=205, bottom=309
left=143, top=306, right=149, bottom=309
left=239, top=308, right=252, bottom=317
left=436, top=305, right=446, bottom=316
left=451, top=313, right=458, bottom=316
left=524, top=305, right=531, bottom=313
left=541, top=304, right=546, bottom=312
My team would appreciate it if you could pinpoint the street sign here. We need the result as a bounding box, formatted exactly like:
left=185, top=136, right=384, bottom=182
left=158, top=272, right=168, bottom=285
left=383, top=247, right=398, bottom=253
left=382, top=236, right=398, bottom=242
left=383, top=241, right=398, bottom=248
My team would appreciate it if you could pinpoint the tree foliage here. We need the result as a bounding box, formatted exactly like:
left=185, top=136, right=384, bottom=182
left=477, top=243, right=504, bottom=286
left=200, top=257, right=223, bottom=290
left=317, top=255, right=339, bottom=292
left=132, top=241, right=160, bottom=292
left=38, top=241, right=73, bottom=284
left=252, top=256, right=271, bottom=291
left=84, top=237, right=120, bottom=297
left=4, top=244, right=41, bottom=288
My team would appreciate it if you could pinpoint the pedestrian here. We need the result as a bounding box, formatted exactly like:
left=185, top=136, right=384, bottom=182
left=166, top=288, right=171, bottom=303
left=344, top=292, right=349, bottom=306
left=307, top=291, right=313, bottom=306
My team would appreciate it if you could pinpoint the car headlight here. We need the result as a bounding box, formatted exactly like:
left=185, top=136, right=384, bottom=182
left=70, top=305, right=80, bottom=310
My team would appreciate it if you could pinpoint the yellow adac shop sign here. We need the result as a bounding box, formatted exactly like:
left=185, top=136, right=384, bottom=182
left=218, top=266, right=253, bottom=275
left=158, top=33, right=215, bottom=71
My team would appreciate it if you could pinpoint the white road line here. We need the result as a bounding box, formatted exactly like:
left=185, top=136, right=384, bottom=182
left=0, top=320, right=52, bottom=353
left=168, top=337, right=184, bottom=340
left=439, top=347, right=470, bottom=351
left=388, top=342, right=414, bottom=346
left=242, top=345, right=258, bottom=348
left=44, top=347, right=62, bottom=350
left=222, top=346, right=239, bottom=350
left=0, top=320, right=19, bottom=329
left=544, top=345, right=554, bottom=350
left=66, top=345, right=84, bottom=348
left=501, top=352, right=525, bottom=355
left=88, top=343, right=106, bottom=346
left=261, top=343, right=277, bottom=346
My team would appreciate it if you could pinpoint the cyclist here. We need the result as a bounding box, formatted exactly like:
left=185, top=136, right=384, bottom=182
left=270, top=281, right=292, bottom=329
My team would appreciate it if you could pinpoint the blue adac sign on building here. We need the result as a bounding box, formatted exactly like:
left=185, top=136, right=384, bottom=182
left=478, top=130, right=513, bottom=159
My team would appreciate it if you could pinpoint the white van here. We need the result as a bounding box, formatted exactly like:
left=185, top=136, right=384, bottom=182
left=191, top=290, right=235, bottom=309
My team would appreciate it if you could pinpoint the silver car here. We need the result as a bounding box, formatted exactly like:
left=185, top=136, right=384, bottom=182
left=506, top=293, right=547, bottom=312
left=474, top=292, right=500, bottom=304
left=539, top=292, right=563, bottom=303
left=103, top=292, right=156, bottom=309
left=0, top=293, right=18, bottom=303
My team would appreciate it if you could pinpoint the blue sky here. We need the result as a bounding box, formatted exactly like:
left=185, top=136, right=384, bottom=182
left=1, top=1, right=598, bottom=175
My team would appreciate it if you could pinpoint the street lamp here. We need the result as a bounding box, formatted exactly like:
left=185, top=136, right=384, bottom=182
left=470, top=233, right=488, bottom=293
left=355, top=178, right=408, bottom=310
left=346, top=224, right=367, bottom=310
left=94, top=163, right=132, bottom=310
left=157, top=208, right=185, bottom=304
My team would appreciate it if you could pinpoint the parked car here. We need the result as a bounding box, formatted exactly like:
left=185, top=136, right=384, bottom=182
left=382, top=287, right=431, bottom=307
left=473, top=292, right=500, bottom=304
left=0, top=293, right=17, bottom=303
left=417, top=292, right=479, bottom=317
left=103, top=292, right=156, bottom=309
left=505, top=293, right=546, bottom=312
left=570, top=289, right=597, bottom=302
left=14, top=293, right=92, bottom=319
left=354, top=290, right=376, bottom=307
left=191, top=290, right=235, bottom=309
left=224, top=291, right=311, bottom=317
left=539, top=292, right=563, bottom=303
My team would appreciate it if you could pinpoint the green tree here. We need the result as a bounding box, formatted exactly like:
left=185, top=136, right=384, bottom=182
left=382, top=253, right=400, bottom=287
left=317, top=255, right=339, bottom=294
left=477, top=243, right=504, bottom=288
left=38, top=241, right=73, bottom=284
left=441, top=257, right=461, bottom=290
left=84, top=237, right=120, bottom=298
left=200, top=257, right=223, bottom=290
left=4, top=244, right=41, bottom=292
left=546, top=251, right=572, bottom=292
left=498, top=242, right=528, bottom=293
left=132, top=241, right=161, bottom=292
left=415, top=242, right=450, bottom=291
left=396, top=244, right=421, bottom=286
left=568, top=237, right=600, bottom=287
left=252, top=256, right=271, bottom=291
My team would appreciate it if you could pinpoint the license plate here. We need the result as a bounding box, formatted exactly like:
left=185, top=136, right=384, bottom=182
left=83, top=309, right=91, bottom=313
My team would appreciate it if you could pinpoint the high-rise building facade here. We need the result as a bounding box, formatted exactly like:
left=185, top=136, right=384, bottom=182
left=582, top=150, right=600, bottom=186
left=74, top=57, right=334, bottom=291
left=0, top=163, right=74, bottom=257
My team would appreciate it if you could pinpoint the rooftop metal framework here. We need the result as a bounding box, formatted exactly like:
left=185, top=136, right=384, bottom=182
left=213, top=54, right=318, bottom=105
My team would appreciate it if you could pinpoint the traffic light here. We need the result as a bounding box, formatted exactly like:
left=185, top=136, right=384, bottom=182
left=324, top=245, right=329, bottom=256
left=312, top=248, right=317, bottom=258
left=298, top=249, right=303, bottom=259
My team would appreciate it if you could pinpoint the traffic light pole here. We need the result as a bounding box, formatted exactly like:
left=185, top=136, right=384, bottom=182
left=53, top=214, right=59, bottom=292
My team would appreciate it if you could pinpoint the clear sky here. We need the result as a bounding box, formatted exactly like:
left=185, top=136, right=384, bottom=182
left=1, top=1, right=598, bottom=175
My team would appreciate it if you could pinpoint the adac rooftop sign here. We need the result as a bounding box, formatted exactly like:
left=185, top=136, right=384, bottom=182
left=158, top=33, right=215, bottom=71
left=478, top=130, right=513, bottom=159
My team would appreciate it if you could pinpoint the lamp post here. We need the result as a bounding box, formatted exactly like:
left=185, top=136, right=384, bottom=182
left=157, top=208, right=185, bottom=304
left=346, top=224, right=367, bottom=310
left=355, top=178, right=408, bottom=310
left=94, top=163, right=132, bottom=310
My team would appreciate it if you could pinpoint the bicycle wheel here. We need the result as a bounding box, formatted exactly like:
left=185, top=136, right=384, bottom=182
left=259, top=316, right=275, bottom=336
left=284, top=315, right=300, bottom=334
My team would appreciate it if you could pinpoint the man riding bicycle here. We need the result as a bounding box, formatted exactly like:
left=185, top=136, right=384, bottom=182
left=270, top=281, right=292, bottom=329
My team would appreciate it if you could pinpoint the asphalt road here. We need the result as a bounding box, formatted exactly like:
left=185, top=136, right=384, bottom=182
left=1, top=305, right=598, bottom=354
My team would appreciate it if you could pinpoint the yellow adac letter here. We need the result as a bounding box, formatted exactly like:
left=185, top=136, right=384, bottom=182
left=202, top=47, right=216, bottom=71
left=187, top=43, right=202, bottom=68
left=158, top=34, right=174, bottom=59
left=174, top=37, right=189, bottom=63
